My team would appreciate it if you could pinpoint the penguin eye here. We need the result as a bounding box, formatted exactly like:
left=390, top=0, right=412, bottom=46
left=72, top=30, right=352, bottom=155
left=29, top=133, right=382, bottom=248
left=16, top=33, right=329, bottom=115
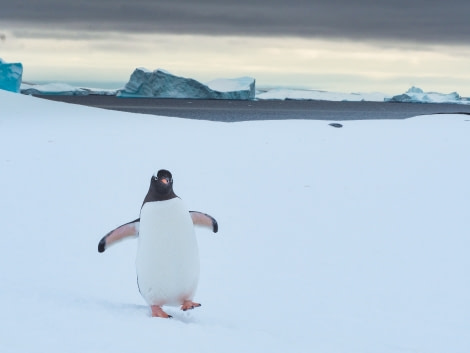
left=155, top=175, right=172, bottom=183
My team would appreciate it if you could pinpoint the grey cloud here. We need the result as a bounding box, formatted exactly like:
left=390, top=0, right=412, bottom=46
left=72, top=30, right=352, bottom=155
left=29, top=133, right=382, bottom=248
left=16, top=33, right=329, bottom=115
left=1, top=0, right=469, bottom=44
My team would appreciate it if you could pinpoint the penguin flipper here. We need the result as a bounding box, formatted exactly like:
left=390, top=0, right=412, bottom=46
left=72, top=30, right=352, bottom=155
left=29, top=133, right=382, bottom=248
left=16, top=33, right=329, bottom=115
left=98, top=219, right=140, bottom=253
left=189, top=211, right=218, bottom=233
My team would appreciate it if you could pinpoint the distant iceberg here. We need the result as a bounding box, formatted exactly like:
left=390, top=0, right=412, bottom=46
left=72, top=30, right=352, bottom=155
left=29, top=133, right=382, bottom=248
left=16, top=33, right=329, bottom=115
left=256, top=88, right=388, bottom=102
left=14, top=71, right=470, bottom=105
left=0, top=58, right=23, bottom=93
left=385, top=86, right=469, bottom=104
left=20, top=82, right=118, bottom=96
left=118, top=68, right=256, bottom=100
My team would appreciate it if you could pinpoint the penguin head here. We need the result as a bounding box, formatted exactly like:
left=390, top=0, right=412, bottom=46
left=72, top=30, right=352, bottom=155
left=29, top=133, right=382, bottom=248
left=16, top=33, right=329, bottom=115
left=151, top=169, right=173, bottom=195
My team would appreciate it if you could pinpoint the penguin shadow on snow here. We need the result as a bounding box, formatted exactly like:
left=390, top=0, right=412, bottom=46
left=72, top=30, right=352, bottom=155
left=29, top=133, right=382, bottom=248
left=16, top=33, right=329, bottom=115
left=163, top=308, right=200, bottom=324
left=98, top=300, right=198, bottom=323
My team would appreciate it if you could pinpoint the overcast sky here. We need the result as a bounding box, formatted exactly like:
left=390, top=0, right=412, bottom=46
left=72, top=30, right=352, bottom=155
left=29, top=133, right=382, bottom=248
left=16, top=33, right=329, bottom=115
left=2, top=0, right=470, bottom=43
left=1, top=1, right=470, bottom=94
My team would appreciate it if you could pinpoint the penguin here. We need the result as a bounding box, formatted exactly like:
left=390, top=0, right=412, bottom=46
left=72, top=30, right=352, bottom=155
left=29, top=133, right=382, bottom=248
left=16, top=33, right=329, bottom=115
left=98, top=169, right=218, bottom=318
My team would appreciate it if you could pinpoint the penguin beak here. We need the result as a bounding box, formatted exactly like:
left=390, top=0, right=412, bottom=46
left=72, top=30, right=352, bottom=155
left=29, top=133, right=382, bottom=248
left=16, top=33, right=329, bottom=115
left=161, top=178, right=169, bottom=185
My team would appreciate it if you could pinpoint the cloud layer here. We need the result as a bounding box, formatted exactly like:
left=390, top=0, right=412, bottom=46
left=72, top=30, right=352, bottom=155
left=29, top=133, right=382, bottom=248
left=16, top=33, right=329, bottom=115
left=2, top=0, right=469, bottom=44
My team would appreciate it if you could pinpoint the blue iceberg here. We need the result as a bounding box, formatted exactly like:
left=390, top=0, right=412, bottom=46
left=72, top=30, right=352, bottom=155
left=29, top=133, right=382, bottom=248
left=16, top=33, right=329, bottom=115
left=385, top=86, right=468, bottom=104
left=0, top=58, right=23, bottom=93
left=118, top=68, right=255, bottom=100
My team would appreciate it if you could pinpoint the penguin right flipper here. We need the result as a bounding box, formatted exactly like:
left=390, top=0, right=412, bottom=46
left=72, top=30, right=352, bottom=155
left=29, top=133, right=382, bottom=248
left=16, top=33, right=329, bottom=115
left=190, top=211, right=218, bottom=233
left=98, top=219, right=140, bottom=253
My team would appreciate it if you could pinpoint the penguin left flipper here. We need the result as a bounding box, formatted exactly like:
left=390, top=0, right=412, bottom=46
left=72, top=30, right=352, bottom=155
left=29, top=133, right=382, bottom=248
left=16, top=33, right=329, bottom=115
left=190, top=211, right=218, bottom=233
left=98, top=219, right=140, bottom=253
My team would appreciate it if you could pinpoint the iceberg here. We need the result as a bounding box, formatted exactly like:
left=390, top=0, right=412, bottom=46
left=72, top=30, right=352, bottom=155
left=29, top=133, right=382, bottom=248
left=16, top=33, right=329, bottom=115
left=20, top=82, right=118, bottom=96
left=118, top=68, right=255, bottom=100
left=0, top=58, right=23, bottom=93
left=256, top=88, right=389, bottom=102
left=385, top=86, right=469, bottom=104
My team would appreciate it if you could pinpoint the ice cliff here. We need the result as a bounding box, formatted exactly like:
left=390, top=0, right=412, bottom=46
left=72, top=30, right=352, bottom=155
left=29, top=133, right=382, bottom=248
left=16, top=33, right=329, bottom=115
left=0, top=58, right=23, bottom=93
left=118, top=68, right=255, bottom=100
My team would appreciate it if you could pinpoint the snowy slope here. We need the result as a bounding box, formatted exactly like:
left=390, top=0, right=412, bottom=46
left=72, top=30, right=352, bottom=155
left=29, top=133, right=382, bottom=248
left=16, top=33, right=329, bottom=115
left=0, top=89, right=469, bottom=353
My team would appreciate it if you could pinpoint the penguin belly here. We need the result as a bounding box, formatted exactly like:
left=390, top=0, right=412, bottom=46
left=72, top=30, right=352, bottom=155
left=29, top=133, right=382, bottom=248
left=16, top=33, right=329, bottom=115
left=136, top=198, right=199, bottom=307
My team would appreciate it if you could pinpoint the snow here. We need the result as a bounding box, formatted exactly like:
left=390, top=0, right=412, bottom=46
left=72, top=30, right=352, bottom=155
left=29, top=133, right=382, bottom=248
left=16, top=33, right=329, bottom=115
left=0, top=58, right=23, bottom=93
left=1, top=88, right=469, bottom=353
left=117, top=68, right=255, bottom=99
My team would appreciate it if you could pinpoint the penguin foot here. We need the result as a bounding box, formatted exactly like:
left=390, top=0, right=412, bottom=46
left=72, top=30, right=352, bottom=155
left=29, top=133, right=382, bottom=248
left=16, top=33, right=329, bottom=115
left=181, top=300, right=201, bottom=311
left=151, top=305, right=172, bottom=318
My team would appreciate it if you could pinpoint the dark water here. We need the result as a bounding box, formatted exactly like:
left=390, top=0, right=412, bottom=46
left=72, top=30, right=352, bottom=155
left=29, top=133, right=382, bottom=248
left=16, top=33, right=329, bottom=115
left=36, top=95, right=470, bottom=122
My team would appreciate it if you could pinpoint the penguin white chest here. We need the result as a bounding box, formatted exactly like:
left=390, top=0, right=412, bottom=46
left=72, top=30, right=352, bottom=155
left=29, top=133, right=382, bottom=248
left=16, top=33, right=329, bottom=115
left=136, top=198, right=199, bottom=306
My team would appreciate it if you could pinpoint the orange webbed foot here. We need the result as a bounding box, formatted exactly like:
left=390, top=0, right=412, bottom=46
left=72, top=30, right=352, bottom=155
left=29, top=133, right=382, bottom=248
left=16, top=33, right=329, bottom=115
left=181, top=300, right=201, bottom=311
left=151, top=305, right=172, bottom=318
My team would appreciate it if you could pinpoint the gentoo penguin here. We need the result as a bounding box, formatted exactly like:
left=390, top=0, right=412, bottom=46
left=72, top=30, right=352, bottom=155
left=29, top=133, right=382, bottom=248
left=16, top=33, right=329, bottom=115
left=98, top=169, right=218, bottom=318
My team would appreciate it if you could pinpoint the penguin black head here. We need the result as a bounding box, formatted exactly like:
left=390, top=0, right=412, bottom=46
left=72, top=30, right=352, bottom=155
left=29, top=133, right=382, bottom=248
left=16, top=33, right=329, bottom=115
left=142, top=169, right=177, bottom=205
left=155, top=169, right=173, bottom=182
left=151, top=169, right=174, bottom=195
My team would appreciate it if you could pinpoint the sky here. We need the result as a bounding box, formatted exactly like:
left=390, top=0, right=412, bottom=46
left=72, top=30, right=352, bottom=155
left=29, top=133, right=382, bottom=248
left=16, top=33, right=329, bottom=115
left=1, top=0, right=470, bottom=95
